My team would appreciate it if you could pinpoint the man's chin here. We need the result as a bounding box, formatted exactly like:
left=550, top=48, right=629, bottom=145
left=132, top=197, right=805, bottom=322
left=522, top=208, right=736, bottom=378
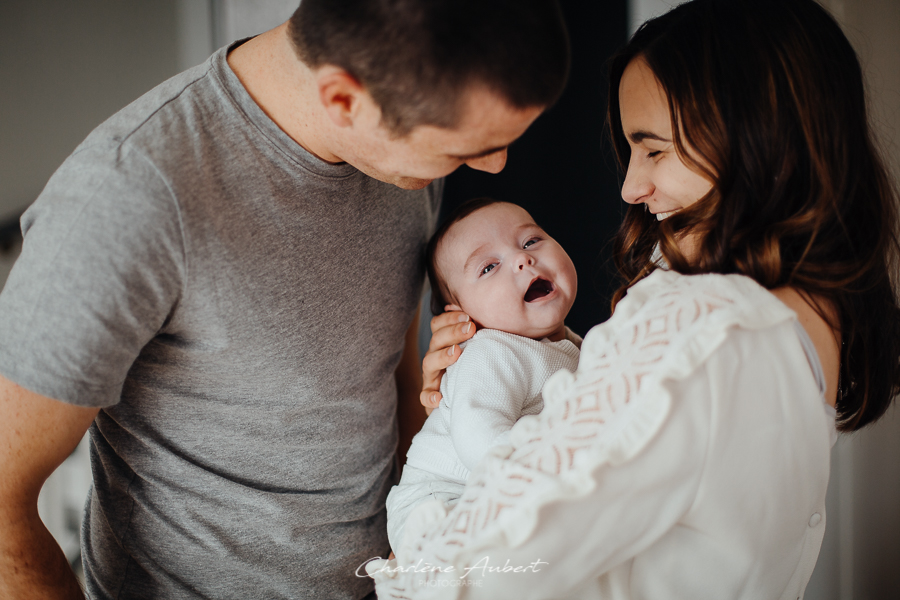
left=391, top=177, right=434, bottom=190
left=352, top=163, right=435, bottom=190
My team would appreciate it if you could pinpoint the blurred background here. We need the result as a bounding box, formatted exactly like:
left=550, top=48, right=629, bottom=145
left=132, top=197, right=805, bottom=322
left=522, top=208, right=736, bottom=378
left=0, top=0, right=897, bottom=596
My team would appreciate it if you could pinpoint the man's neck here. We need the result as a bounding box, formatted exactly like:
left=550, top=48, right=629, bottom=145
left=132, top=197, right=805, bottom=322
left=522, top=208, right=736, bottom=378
left=226, top=23, right=343, bottom=164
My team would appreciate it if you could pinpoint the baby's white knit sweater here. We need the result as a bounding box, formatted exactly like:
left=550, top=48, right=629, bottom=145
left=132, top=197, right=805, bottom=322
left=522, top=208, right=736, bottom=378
left=405, top=328, right=581, bottom=483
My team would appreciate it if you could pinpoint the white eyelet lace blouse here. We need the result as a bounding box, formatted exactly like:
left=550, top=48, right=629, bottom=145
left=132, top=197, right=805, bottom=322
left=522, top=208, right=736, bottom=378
left=370, top=269, right=835, bottom=600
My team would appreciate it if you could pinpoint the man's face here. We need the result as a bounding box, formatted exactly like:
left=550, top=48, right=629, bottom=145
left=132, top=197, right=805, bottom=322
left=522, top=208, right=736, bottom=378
left=341, top=87, right=544, bottom=189
left=437, top=202, right=577, bottom=340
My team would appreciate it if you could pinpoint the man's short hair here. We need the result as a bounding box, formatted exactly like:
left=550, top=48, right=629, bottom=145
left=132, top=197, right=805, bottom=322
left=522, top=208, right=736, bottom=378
left=288, top=0, right=570, bottom=136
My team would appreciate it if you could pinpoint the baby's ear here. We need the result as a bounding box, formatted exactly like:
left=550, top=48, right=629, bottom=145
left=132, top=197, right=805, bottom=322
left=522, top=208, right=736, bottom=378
left=444, top=303, right=464, bottom=314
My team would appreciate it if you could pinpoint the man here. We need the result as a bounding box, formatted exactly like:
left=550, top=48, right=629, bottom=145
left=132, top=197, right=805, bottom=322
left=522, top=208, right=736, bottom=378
left=0, top=1, right=569, bottom=598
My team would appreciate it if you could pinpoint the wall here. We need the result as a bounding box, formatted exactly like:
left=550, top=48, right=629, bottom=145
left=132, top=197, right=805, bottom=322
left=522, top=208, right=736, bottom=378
left=809, top=3, right=900, bottom=597
left=442, top=0, right=628, bottom=336
left=0, top=0, right=185, bottom=223
left=628, top=0, right=682, bottom=35
left=0, top=0, right=300, bottom=227
left=213, top=0, right=297, bottom=48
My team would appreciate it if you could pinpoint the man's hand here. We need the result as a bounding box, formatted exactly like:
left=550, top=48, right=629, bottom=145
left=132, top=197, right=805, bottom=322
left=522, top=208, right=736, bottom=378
left=419, top=310, right=475, bottom=413
left=0, top=374, right=98, bottom=600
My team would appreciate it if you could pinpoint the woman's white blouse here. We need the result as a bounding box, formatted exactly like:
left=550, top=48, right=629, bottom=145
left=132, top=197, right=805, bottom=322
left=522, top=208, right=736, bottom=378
left=370, top=270, right=834, bottom=599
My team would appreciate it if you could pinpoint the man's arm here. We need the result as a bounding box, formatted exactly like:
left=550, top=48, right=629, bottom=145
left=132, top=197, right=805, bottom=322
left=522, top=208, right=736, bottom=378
left=0, top=374, right=98, bottom=600
left=394, top=307, right=427, bottom=462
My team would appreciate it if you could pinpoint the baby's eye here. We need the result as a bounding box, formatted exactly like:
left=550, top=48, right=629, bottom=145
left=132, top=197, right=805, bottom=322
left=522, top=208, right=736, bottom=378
left=481, top=263, right=497, bottom=275
left=523, top=238, right=539, bottom=249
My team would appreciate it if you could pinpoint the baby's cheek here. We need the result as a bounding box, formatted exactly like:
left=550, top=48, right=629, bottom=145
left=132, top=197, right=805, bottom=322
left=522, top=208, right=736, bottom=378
left=470, top=293, right=517, bottom=330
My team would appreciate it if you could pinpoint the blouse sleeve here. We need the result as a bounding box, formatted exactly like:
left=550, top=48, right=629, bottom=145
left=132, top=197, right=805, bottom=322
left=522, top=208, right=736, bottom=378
left=467, top=370, right=712, bottom=598
left=370, top=369, right=711, bottom=599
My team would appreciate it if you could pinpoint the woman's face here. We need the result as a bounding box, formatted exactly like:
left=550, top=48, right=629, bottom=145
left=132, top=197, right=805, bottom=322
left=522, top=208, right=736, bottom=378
left=618, top=57, right=713, bottom=256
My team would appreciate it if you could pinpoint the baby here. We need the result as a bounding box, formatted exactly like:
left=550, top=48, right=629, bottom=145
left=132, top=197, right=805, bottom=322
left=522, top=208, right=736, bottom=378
left=385, top=197, right=580, bottom=552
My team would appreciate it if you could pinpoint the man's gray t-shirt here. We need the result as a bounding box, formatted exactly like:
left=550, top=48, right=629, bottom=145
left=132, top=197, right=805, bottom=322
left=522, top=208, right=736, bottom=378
left=0, top=44, right=440, bottom=599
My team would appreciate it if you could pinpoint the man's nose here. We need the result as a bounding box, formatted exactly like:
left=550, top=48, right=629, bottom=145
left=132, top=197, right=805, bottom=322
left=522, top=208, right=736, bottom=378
left=465, top=148, right=508, bottom=174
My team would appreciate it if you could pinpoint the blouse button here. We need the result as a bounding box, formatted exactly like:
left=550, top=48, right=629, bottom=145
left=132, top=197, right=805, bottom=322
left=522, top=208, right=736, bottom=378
left=808, top=513, right=822, bottom=527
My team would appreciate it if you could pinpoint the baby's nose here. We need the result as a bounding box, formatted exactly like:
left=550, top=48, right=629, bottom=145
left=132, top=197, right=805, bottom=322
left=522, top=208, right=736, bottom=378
left=517, top=254, right=535, bottom=270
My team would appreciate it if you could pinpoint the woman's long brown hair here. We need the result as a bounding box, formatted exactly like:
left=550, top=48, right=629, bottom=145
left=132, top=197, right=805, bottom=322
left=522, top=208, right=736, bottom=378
left=607, top=0, right=900, bottom=431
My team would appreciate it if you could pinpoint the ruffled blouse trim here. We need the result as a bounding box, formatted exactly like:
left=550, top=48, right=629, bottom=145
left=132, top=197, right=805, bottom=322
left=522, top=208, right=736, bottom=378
left=381, top=271, right=796, bottom=598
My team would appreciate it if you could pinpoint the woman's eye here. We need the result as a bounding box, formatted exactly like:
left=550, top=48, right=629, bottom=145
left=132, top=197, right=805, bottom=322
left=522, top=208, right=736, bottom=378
left=481, top=263, right=497, bottom=275
left=647, top=150, right=661, bottom=158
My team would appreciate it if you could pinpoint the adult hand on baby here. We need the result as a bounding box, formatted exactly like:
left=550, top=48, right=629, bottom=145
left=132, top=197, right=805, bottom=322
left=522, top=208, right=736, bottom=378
left=420, top=309, right=475, bottom=413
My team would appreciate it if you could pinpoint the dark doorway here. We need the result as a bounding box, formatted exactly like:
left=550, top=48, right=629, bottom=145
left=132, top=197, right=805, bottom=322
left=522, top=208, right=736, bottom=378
left=440, top=0, right=628, bottom=336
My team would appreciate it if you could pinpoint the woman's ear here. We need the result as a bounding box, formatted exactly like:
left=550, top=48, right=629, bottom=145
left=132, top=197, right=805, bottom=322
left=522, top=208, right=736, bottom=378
left=315, top=66, right=365, bottom=128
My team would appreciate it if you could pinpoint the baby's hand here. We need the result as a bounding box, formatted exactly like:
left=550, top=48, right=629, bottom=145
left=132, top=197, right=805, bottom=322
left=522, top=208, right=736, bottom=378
left=420, top=309, right=475, bottom=412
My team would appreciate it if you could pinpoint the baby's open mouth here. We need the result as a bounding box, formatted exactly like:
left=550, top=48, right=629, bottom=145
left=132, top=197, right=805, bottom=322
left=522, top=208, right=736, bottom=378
left=525, top=278, right=554, bottom=302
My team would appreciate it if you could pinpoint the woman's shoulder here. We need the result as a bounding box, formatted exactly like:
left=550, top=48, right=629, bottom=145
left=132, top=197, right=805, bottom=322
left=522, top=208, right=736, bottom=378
left=574, top=269, right=799, bottom=397
left=582, top=270, right=795, bottom=359
left=617, top=269, right=790, bottom=319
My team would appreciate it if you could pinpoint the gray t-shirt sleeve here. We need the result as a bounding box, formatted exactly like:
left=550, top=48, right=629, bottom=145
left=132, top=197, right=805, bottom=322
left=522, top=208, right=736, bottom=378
left=0, top=140, right=185, bottom=407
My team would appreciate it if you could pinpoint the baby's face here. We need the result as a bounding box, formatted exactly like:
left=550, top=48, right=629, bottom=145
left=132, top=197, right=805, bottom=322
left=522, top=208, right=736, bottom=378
left=437, top=202, right=577, bottom=340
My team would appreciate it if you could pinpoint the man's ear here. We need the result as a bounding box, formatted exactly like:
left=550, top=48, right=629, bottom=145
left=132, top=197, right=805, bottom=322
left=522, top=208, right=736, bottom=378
left=316, top=66, right=366, bottom=128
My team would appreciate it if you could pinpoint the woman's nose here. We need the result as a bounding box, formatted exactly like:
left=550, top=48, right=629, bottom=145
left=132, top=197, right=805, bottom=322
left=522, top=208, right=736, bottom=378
left=621, top=159, right=652, bottom=205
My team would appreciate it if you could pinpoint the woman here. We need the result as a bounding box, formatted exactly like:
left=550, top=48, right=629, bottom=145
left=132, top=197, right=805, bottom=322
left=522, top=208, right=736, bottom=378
left=375, top=0, right=900, bottom=597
